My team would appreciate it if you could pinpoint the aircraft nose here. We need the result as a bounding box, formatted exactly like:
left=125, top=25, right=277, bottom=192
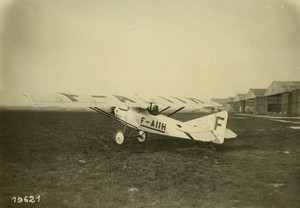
left=114, top=108, right=119, bottom=117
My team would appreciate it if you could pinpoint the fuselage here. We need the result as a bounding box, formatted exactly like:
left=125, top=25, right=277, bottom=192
left=114, top=107, right=192, bottom=140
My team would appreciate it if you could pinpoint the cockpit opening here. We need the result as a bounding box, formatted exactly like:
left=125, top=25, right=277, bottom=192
left=148, top=104, right=159, bottom=116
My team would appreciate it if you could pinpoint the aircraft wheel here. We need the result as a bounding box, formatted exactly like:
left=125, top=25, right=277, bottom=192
left=137, top=130, right=147, bottom=143
left=115, top=131, right=125, bottom=145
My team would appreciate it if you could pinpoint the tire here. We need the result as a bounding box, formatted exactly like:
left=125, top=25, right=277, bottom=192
left=137, top=130, right=147, bottom=143
left=115, top=130, right=125, bottom=145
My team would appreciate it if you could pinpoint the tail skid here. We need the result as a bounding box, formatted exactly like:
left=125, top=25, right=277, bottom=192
left=185, top=111, right=237, bottom=144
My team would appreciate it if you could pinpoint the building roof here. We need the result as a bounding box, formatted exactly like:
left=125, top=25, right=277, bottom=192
left=265, top=81, right=300, bottom=96
left=211, top=98, right=230, bottom=104
left=233, top=94, right=246, bottom=102
left=245, top=89, right=267, bottom=99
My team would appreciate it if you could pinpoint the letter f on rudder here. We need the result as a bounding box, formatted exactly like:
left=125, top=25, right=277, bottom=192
left=212, top=111, right=228, bottom=144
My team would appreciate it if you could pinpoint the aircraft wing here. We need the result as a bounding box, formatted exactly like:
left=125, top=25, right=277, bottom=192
left=22, top=93, right=221, bottom=113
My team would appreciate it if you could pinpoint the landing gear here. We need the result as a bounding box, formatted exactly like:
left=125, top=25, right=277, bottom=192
left=114, top=128, right=147, bottom=145
left=137, top=130, right=147, bottom=143
left=115, top=131, right=125, bottom=145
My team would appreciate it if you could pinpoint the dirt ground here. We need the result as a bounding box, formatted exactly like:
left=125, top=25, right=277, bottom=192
left=0, top=111, right=299, bottom=208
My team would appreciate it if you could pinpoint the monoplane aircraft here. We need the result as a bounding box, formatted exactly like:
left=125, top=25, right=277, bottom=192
left=23, top=93, right=237, bottom=145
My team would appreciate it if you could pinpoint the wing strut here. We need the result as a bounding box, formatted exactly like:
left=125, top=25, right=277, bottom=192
left=167, top=107, right=185, bottom=117
left=90, top=107, right=137, bottom=129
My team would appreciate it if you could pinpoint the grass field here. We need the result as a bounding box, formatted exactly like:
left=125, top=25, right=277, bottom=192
left=0, top=111, right=299, bottom=208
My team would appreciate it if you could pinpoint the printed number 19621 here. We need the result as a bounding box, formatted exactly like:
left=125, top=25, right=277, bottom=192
left=12, top=195, right=41, bottom=203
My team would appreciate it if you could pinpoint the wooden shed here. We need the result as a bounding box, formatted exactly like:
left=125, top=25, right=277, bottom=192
left=264, top=81, right=300, bottom=116
left=233, top=94, right=246, bottom=113
left=244, top=89, right=266, bottom=114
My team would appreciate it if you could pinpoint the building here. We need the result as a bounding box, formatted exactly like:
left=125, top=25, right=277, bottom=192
left=228, top=81, right=300, bottom=116
left=232, top=94, right=246, bottom=113
left=244, top=89, right=266, bottom=114
left=264, top=81, right=300, bottom=116
left=291, top=89, right=300, bottom=116
left=227, top=97, right=235, bottom=112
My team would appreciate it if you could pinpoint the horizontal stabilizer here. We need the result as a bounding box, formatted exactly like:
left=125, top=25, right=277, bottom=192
left=225, top=128, right=237, bottom=139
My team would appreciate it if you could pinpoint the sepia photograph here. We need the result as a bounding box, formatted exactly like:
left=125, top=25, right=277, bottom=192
left=0, top=0, right=300, bottom=207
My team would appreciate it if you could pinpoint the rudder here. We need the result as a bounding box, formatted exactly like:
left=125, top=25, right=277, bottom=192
left=211, top=111, right=228, bottom=144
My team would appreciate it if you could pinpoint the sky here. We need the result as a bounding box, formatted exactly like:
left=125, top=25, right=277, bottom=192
left=0, top=0, right=300, bottom=105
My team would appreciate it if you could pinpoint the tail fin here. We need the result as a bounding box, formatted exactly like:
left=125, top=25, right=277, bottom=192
left=185, top=111, right=236, bottom=144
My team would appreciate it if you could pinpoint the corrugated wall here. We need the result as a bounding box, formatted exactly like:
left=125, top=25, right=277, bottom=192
left=266, top=95, right=282, bottom=112
left=245, top=99, right=254, bottom=113
left=291, top=89, right=300, bottom=116
left=281, top=92, right=290, bottom=113
left=239, top=100, right=245, bottom=113
left=254, top=97, right=267, bottom=114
